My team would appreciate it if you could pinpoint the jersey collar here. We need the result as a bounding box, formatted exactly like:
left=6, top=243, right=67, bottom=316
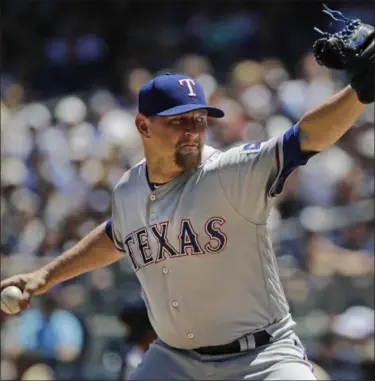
left=144, top=145, right=219, bottom=192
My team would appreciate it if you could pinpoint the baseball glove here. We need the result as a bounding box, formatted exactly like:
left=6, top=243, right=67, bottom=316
left=312, top=4, right=375, bottom=104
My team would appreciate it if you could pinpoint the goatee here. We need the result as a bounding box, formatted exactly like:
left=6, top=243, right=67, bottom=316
left=175, top=147, right=202, bottom=170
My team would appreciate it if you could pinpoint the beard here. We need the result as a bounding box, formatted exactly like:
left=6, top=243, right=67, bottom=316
left=174, top=144, right=202, bottom=170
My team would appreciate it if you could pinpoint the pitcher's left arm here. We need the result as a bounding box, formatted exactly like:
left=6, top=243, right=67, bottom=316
left=298, top=85, right=367, bottom=152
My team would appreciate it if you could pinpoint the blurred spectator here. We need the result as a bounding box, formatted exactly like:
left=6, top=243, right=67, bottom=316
left=21, top=363, right=56, bottom=380
left=310, top=332, right=359, bottom=380
left=1, top=293, right=88, bottom=379
left=117, top=298, right=157, bottom=379
left=175, top=54, right=214, bottom=79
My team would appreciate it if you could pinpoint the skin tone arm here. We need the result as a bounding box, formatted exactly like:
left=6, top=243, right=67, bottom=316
left=299, top=85, right=368, bottom=152
left=0, top=222, right=124, bottom=309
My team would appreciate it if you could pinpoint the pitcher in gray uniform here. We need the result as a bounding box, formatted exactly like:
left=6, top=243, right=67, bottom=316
left=1, top=71, right=371, bottom=380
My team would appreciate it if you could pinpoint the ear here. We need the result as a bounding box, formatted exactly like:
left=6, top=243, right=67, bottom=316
left=135, top=113, right=151, bottom=138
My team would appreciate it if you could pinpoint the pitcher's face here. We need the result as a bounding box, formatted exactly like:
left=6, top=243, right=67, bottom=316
left=147, top=110, right=207, bottom=170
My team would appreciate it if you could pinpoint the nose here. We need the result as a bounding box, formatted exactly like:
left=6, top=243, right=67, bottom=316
left=184, top=125, right=196, bottom=133
left=183, top=125, right=197, bottom=136
left=183, top=119, right=201, bottom=133
left=183, top=127, right=200, bottom=138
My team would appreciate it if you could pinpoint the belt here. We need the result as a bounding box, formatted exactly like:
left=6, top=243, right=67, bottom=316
left=193, top=330, right=272, bottom=356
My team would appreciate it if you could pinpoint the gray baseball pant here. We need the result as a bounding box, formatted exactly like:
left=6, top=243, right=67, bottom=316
left=128, top=333, right=317, bottom=380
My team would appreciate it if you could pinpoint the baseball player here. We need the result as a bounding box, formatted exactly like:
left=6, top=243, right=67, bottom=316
left=1, top=11, right=374, bottom=380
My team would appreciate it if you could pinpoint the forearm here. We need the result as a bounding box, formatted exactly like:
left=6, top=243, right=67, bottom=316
left=35, top=222, right=124, bottom=294
left=299, top=85, right=367, bottom=152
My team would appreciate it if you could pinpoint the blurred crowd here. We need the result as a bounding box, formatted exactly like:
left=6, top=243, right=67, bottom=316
left=1, top=0, right=374, bottom=380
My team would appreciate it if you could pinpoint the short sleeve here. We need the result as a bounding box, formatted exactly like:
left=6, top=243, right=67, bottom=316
left=217, top=124, right=316, bottom=222
left=105, top=196, right=126, bottom=252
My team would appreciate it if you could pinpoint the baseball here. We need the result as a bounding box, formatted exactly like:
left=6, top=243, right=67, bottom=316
left=1, top=286, right=23, bottom=314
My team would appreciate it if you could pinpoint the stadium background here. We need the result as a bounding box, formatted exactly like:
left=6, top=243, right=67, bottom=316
left=1, top=0, right=374, bottom=380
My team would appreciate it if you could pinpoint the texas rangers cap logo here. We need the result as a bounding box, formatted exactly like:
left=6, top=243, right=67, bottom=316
left=178, top=79, right=197, bottom=97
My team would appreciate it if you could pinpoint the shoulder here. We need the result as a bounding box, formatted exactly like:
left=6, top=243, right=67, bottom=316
left=199, top=145, right=222, bottom=171
left=201, top=145, right=221, bottom=162
left=205, top=140, right=276, bottom=170
left=113, top=159, right=146, bottom=196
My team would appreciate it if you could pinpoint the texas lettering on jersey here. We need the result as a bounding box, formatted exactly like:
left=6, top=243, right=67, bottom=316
left=121, top=217, right=227, bottom=271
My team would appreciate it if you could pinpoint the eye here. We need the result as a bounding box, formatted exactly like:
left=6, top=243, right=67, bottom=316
left=195, top=116, right=207, bottom=124
left=170, top=118, right=182, bottom=125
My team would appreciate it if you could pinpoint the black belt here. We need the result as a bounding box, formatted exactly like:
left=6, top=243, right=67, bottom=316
left=193, top=330, right=271, bottom=356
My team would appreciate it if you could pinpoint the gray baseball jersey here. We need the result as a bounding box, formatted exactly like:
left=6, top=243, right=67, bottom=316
left=106, top=124, right=314, bottom=350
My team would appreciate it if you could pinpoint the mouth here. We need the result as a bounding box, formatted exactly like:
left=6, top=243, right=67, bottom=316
left=179, top=143, right=199, bottom=149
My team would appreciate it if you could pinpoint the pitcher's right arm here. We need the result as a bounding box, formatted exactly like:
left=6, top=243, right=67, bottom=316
left=0, top=221, right=125, bottom=310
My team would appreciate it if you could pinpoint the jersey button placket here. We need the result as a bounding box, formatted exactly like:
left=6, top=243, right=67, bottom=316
left=148, top=193, right=157, bottom=224
left=165, top=272, right=186, bottom=340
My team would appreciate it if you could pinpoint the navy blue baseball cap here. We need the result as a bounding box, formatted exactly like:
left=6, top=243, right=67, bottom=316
left=138, top=73, right=224, bottom=118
